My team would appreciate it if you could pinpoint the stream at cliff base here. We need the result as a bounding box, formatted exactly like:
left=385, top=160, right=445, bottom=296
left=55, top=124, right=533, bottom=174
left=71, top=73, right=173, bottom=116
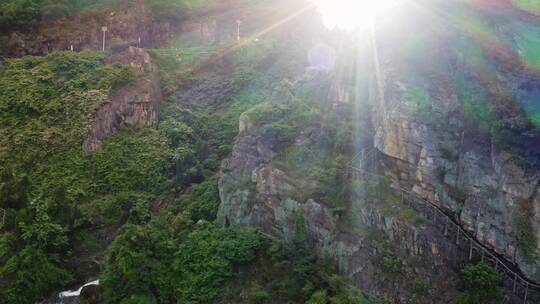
left=57, top=280, right=100, bottom=304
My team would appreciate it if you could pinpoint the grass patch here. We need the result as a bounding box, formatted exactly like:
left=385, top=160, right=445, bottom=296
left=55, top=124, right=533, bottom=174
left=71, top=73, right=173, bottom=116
left=404, top=84, right=431, bottom=121
left=512, top=0, right=540, bottom=15
left=149, top=45, right=215, bottom=95
left=516, top=26, right=540, bottom=72
left=514, top=203, right=538, bottom=260
left=364, top=177, right=427, bottom=225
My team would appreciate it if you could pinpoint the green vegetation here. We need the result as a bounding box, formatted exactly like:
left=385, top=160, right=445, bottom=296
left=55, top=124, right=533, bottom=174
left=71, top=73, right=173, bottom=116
left=99, top=34, right=355, bottom=304
left=0, top=51, right=172, bottom=303
left=382, top=255, right=403, bottom=277
left=0, top=52, right=135, bottom=167
left=0, top=0, right=216, bottom=31
left=102, top=215, right=385, bottom=304
left=248, top=284, right=270, bottom=304
left=0, top=0, right=124, bottom=29
left=154, top=40, right=280, bottom=191
left=0, top=127, right=172, bottom=303
left=514, top=203, right=538, bottom=259
left=516, top=27, right=540, bottom=72
left=254, top=76, right=356, bottom=211
left=248, top=96, right=320, bottom=146
left=149, top=45, right=214, bottom=95
left=175, top=177, right=221, bottom=222
left=456, top=84, right=494, bottom=135
left=513, top=0, right=540, bottom=14
left=148, top=0, right=216, bottom=21
left=101, top=222, right=263, bottom=303
left=404, top=84, right=431, bottom=122
left=412, top=278, right=429, bottom=294
left=459, top=262, right=501, bottom=304
left=364, top=177, right=427, bottom=226
left=218, top=228, right=385, bottom=304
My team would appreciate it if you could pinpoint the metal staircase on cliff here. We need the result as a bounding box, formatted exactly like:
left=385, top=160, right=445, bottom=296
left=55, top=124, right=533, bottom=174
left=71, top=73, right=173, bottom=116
left=348, top=156, right=540, bottom=303
left=352, top=68, right=540, bottom=302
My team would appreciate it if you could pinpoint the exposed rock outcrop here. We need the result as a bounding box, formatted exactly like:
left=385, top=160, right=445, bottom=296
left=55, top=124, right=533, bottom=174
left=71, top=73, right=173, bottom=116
left=0, top=0, right=290, bottom=57
left=0, top=0, right=240, bottom=57
left=217, top=75, right=464, bottom=303
left=1, top=0, right=163, bottom=57
left=83, top=46, right=161, bottom=152
left=370, top=0, right=540, bottom=283
left=218, top=3, right=540, bottom=300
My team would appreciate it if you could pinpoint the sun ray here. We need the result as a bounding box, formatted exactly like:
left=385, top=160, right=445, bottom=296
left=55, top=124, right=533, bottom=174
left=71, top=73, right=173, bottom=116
left=190, top=3, right=315, bottom=73
left=310, top=0, right=401, bottom=30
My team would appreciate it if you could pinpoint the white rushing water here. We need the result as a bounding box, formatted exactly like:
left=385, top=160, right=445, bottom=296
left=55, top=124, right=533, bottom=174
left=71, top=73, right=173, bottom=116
left=58, top=279, right=100, bottom=298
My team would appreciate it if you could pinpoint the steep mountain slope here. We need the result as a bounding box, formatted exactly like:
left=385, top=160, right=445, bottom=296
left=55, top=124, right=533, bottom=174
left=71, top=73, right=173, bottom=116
left=217, top=0, right=540, bottom=303
left=371, top=0, right=540, bottom=283
left=0, top=49, right=171, bottom=303
left=2, top=0, right=540, bottom=303
left=1, top=1, right=381, bottom=303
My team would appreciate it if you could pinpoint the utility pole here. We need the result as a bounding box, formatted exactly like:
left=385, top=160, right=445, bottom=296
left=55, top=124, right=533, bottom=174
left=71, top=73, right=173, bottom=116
left=101, top=26, right=108, bottom=51
left=236, top=20, right=242, bottom=41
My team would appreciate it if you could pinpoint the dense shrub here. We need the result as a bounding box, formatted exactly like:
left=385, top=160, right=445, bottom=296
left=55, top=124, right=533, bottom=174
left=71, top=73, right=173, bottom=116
left=154, top=40, right=278, bottom=191
left=459, top=262, right=501, bottom=304
left=515, top=207, right=538, bottom=259
left=0, top=52, right=135, bottom=167
left=248, top=284, right=271, bottom=304
left=246, top=88, right=321, bottom=147
left=0, top=245, right=72, bottom=304
left=177, top=178, right=221, bottom=222
left=174, top=225, right=262, bottom=303
left=0, top=0, right=123, bottom=30
left=219, top=236, right=386, bottom=304
left=0, top=0, right=215, bottom=32
left=101, top=223, right=263, bottom=303
left=0, top=52, right=168, bottom=303
left=92, top=129, right=171, bottom=194
left=0, top=0, right=40, bottom=29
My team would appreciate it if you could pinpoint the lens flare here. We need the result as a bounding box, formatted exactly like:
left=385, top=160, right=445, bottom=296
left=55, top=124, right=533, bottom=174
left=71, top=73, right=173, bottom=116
left=310, top=0, right=400, bottom=30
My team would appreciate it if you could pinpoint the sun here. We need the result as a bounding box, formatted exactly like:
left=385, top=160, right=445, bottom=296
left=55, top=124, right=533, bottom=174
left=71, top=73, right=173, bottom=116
left=310, top=0, right=400, bottom=30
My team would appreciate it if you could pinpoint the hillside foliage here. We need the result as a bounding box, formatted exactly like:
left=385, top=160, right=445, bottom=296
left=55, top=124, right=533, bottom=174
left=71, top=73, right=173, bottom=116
left=0, top=27, right=384, bottom=304
left=0, top=0, right=216, bottom=31
left=0, top=51, right=171, bottom=303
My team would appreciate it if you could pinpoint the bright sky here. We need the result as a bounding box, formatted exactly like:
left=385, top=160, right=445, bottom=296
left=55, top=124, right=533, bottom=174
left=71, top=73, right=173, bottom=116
left=310, top=0, right=401, bottom=30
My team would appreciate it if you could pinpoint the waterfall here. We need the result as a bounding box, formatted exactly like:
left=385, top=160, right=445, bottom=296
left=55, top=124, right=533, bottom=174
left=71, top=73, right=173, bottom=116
left=57, top=279, right=99, bottom=303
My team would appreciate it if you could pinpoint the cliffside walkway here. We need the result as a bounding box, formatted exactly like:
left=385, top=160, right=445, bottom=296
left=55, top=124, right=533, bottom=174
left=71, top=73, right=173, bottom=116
left=349, top=163, right=540, bottom=303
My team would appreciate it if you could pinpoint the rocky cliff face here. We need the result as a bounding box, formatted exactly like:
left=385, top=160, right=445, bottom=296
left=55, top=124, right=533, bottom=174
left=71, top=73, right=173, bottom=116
left=0, top=0, right=239, bottom=57
left=1, top=0, right=159, bottom=57
left=217, top=1, right=540, bottom=302
left=371, top=1, right=540, bottom=282
left=83, top=46, right=161, bottom=152
left=0, top=0, right=298, bottom=57
left=217, top=71, right=468, bottom=302
left=218, top=132, right=464, bottom=303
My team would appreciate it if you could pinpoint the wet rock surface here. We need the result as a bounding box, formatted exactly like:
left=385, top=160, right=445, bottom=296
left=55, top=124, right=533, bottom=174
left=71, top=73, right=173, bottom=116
left=80, top=284, right=103, bottom=304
